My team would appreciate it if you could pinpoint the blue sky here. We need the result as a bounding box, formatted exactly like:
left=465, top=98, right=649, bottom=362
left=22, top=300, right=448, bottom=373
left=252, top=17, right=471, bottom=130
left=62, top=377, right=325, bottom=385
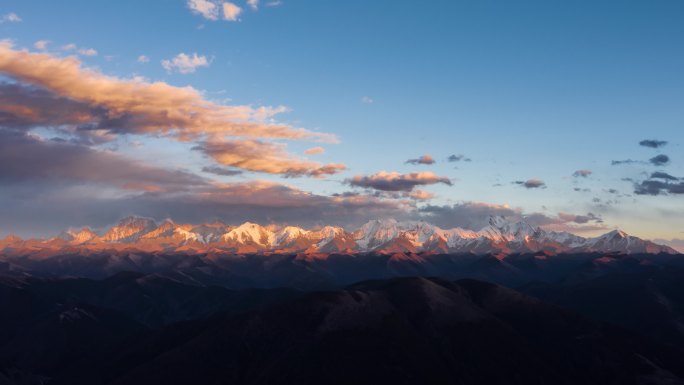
left=0, top=0, right=683, bottom=242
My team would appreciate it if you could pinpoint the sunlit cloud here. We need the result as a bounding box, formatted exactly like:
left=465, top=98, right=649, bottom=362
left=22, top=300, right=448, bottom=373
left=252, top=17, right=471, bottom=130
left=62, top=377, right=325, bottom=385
left=304, top=146, right=325, bottom=155
left=137, top=55, right=150, bottom=63
left=513, top=179, right=546, bottom=189
left=187, top=0, right=220, bottom=20
left=0, top=43, right=336, bottom=143
left=247, top=0, right=259, bottom=11
left=187, top=0, right=244, bottom=22
left=198, top=138, right=346, bottom=177
left=405, top=154, right=435, bottom=165
left=161, top=52, right=209, bottom=74
left=408, top=189, right=435, bottom=201
left=222, top=2, right=242, bottom=21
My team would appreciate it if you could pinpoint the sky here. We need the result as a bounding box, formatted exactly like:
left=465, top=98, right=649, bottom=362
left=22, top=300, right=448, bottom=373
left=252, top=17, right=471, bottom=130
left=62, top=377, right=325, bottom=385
left=0, top=0, right=683, bottom=248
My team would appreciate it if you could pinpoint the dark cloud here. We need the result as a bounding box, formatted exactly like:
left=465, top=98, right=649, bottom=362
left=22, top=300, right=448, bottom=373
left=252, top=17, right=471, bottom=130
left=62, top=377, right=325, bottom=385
left=649, top=154, right=670, bottom=166
left=0, top=180, right=413, bottom=238
left=405, top=154, right=436, bottom=165
left=201, top=166, right=243, bottom=176
left=650, top=171, right=679, bottom=181
left=0, top=130, right=207, bottom=192
left=347, top=171, right=452, bottom=192
left=418, top=203, right=519, bottom=230
left=634, top=179, right=684, bottom=196
left=418, top=202, right=602, bottom=231
left=447, top=154, right=472, bottom=162
left=639, top=139, right=668, bottom=148
left=572, top=169, right=592, bottom=178
left=513, top=179, right=546, bottom=189
left=0, top=82, right=102, bottom=131
left=654, top=238, right=684, bottom=253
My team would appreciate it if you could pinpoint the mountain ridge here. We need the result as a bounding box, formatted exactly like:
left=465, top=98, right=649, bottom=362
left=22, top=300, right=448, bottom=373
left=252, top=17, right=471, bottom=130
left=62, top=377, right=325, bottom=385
left=0, top=215, right=677, bottom=256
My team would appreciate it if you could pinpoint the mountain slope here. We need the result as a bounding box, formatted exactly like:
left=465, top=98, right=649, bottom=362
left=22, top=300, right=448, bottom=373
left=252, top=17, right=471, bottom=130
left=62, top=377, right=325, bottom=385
left=103, top=277, right=684, bottom=385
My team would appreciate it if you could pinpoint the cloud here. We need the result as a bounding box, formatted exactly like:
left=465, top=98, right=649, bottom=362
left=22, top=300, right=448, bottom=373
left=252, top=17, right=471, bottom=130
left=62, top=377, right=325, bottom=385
left=137, top=55, right=150, bottom=63
left=611, top=159, right=643, bottom=165
left=513, top=179, right=546, bottom=189
left=222, top=2, right=242, bottom=21
left=0, top=13, right=21, bottom=23
left=61, top=43, right=77, bottom=51
left=0, top=180, right=412, bottom=238
left=0, top=130, right=206, bottom=193
left=418, top=202, right=603, bottom=232
left=639, top=139, right=668, bottom=149
left=78, top=48, right=98, bottom=56
left=201, top=166, right=243, bottom=176
left=304, top=146, right=325, bottom=155
left=161, top=53, right=209, bottom=74
left=572, top=169, right=592, bottom=178
left=653, top=238, right=684, bottom=253
left=0, top=43, right=333, bottom=141
left=59, top=43, right=97, bottom=56
left=408, top=190, right=435, bottom=201
left=197, top=138, right=346, bottom=177
left=361, top=96, right=374, bottom=104
left=187, top=0, right=220, bottom=20
left=447, top=154, right=471, bottom=162
left=556, top=212, right=602, bottom=224
left=650, top=171, right=679, bottom=181
left=405, top=154, right=435, bottom=165
left=650, top=154, right=670, bottom=166
left=634, top=179, right=684, bottom=196
left=34, top=40, right=49, bottom=50
left=347, top=171, right=452, bottom=192
left=247, top=0, right=259, bottom=10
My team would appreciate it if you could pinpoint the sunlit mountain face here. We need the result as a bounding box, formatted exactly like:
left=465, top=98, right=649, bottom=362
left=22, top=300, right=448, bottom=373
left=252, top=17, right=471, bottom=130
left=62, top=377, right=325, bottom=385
left=2, top=1, right=684, bottom=384
left=1, top=216, right=677, bottom=256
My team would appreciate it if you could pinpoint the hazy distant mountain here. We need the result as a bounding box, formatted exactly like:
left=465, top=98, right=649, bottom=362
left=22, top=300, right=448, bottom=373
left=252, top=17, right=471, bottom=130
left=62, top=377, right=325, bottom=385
left=0, top=216, right=677, bottom=257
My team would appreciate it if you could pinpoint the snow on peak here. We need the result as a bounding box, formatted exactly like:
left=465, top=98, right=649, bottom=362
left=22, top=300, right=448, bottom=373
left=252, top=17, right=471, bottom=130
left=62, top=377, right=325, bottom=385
left=275, top=226, right=309, bottom=245
left=223, top=222, right=274, bottom=246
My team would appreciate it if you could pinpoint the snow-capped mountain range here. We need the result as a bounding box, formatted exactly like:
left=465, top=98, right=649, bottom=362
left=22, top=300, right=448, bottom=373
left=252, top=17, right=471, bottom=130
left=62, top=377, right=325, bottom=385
left=0, top=216, right=677, bottom=256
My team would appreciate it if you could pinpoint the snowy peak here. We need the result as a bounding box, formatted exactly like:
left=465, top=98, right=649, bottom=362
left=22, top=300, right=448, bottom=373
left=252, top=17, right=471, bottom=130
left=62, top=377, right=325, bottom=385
left=480, top=216, right=539, bottom=242
left=222, top=222, right=274, bottom=247
left=275, top=226, right=309, bottom=245
left=2, top=217, right=678, bottom=256
left=354, top=219, right=440, bottom=250
left=64, top=227, right=99, bottom=244
left=103, top=216, right=157, bottom=243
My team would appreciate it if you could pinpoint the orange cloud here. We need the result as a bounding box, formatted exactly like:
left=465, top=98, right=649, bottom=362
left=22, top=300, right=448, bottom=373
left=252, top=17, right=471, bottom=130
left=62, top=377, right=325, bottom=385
left=408, top=189, right=435, bottom=200
left=304, top=146, right=325, bottom=155
left=0, top=42, right=336, bottom=143
left=199, top=138, right=346, bottom=177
